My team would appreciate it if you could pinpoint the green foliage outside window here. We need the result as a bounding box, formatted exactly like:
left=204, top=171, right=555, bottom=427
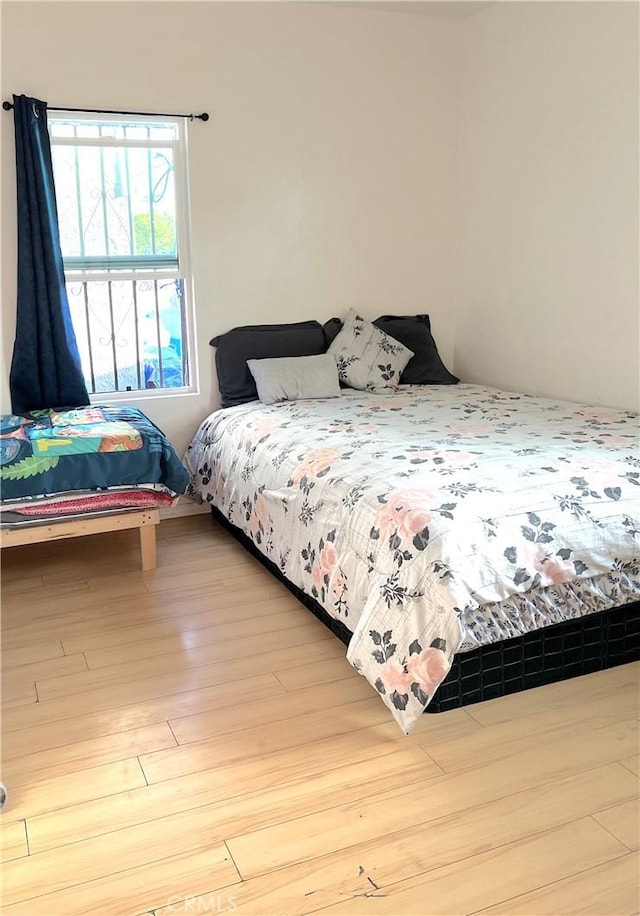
left=133, top=212, right=176, bottom=255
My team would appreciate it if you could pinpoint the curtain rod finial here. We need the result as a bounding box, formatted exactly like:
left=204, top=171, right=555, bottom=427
left=3, top=101, right=14, bottom=111
left=199, top=112, right=209, bottom=121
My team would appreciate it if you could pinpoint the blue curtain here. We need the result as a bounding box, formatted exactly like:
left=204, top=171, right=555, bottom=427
left=9, top=94, right=89, bottom=414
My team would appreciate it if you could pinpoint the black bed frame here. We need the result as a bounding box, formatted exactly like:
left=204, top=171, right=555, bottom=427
left=211, top=507, right=640, bottom=712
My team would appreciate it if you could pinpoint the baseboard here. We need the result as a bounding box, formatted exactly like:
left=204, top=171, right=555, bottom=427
left=160, top=497, right=210, bottom=519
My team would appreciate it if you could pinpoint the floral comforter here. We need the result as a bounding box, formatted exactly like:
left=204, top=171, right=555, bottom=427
left=185, top=385, right=640, bottom=733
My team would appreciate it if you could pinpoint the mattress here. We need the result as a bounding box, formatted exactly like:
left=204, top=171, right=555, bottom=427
left=185, top=384, right=640, bottom=733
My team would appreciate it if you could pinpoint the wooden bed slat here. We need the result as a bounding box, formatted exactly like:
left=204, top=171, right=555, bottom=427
left=0, top=509, right=160, bottom=571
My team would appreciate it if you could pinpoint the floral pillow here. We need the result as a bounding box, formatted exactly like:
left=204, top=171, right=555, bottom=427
left=327, top=310, right=414, bottom=393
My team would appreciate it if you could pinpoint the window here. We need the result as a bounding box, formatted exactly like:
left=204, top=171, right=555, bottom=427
left=49, top=114, right=195, bottom=395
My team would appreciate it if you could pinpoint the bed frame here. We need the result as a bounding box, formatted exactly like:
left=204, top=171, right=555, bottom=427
left=211, top=506, right=640, bottom=712
left=0, top=508, right=160, bottom=571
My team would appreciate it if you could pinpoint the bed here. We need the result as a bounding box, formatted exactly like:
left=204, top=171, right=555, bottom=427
left=0, top=405, right=189, bottom=570
left=185, top=316, right=640, bottom=733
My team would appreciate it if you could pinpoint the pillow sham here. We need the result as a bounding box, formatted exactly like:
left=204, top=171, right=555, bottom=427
left=374, top=315, right=459, bottom=385
left=323, top=314, right=458, bottom=385
left=247, top=354, right=341, bottom=405
left=327, top=309, right=413, bottom=393
left=210, top=320, right=326, bottom=407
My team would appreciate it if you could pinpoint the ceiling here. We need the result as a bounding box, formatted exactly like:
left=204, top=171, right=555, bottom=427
left=324, top=2, right=494, bottom=19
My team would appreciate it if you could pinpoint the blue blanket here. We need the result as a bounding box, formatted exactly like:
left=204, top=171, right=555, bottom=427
left=0, top=406, right=189, bottom=500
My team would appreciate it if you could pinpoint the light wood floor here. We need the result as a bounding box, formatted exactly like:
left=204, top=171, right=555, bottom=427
left=1, top=514, right=638, bottom=916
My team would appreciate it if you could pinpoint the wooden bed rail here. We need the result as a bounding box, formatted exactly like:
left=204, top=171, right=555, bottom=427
left=0, top=508, right=160, bottom=571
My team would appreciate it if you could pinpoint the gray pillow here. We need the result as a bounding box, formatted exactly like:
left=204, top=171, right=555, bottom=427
left=210, top=320, right=325, bottom=408
left=327, top=309, right=414, bottom=393
left=247, top=354, right=341, bottom=405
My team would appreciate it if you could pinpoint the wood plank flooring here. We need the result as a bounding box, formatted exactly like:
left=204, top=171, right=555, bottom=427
left=1, top=514, right=638, bottom=915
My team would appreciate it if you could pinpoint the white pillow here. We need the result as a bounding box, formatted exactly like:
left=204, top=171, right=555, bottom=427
left=247, top=354, right=341, bottom=405
left=327, top=309, right=414, bottom=393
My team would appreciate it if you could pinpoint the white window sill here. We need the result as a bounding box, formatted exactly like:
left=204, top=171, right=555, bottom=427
left=89, top=385, right=200, bottom=406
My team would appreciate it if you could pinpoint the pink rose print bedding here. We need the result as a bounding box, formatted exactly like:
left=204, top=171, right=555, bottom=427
left=185, top=384, right=640, bottom=733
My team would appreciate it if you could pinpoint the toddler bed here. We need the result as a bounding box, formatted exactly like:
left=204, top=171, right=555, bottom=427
left=185, top=314, right=640, bottom=733
left=0, top=405, right=189, bottom=570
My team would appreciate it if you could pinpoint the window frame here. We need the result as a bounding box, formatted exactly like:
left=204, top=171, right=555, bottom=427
left=49, top=111, right=198, bottom=401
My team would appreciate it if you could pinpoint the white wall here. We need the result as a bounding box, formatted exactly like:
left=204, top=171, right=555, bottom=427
left=456, top=1, right=639, bottom=410
left=1, top=1, right=461, bottom=453
left=2, top=0, right=637, bottom=450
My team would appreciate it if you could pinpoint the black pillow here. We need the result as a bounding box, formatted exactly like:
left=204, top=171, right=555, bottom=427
left=323, top=314, right=458, bottom=385
left=322, top=317, right=343, bottom=349
left=374, top=315, right=458, bottom=385
left=210, top=321, right=326, bottom=407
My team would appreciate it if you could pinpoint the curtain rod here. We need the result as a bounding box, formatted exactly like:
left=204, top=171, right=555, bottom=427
left=2, top=101, right=209, bottom=121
